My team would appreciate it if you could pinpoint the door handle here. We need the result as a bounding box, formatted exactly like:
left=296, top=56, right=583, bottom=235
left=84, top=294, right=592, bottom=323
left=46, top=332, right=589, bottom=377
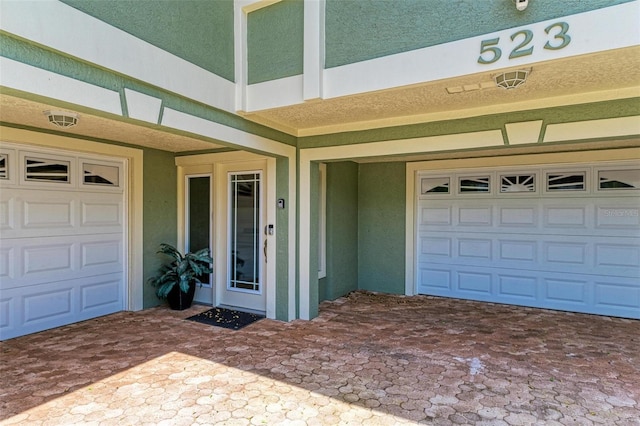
left=263, top=239, right=268, bottom=263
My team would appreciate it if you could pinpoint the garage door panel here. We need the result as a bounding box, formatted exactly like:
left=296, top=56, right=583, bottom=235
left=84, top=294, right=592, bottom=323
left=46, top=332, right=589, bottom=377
left=419, top=268, right=452, bottom=291
left=420, top=236, right=452, bottom=257
left=458, top=238, right=492, bottom=259
left=497, top=274, right=539, bottom=300
left=23, top=242, right=74, bottom=276
left=24, top=286, right=74, bottom=325
left=498, top=239, right=538, bottom=262
left=544, top=206, right=587, bottom=228
left=499, top=206, right=539, bottom=228
left=81, top=239, right=123, bottom=270
left=420, top=206, right=452, bottom=226
left=80, top=274, right=124, bottom=313
left=543, top=241, right=587, bottom=266
left=458, top=206, right=493, bottom=226
left=0, top=197, right=15, bottom=231
left=595, top=243, right=640, bottom=269
left=544, top=277, right=588, bottom=305
left=80, top=198, right=123, bottom=228
left=457, top=271, right=492, bottom=294
left=594, top=280, right=640, bottom=310
left=23, top=198, right=75, bottom=230
left=595, top=205, right=640, bottom=229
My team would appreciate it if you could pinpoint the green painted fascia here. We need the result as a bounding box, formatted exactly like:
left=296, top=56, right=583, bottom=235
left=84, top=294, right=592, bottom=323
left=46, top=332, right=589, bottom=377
left=298, top=98, right=640, bottom=149
left=357, top=162, right=406, bottom=295
left=247, top=0, right=304, bottom=84
left=60, top=0, right=235, bottom=82
left=1, top=34, right=296, bottom=148
left=325, top=0, right=634, bottom=69
left=142, top=147, right=179, bottom=309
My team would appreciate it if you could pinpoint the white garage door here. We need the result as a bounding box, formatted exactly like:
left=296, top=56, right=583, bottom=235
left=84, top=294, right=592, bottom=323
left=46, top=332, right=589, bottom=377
left=417, top=162, right=640, bottom=319
left=0, top=143, right=126, bottom=340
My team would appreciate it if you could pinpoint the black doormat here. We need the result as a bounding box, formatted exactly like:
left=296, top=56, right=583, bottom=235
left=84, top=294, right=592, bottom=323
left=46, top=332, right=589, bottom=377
left=186, top=307, right=264, bottom=330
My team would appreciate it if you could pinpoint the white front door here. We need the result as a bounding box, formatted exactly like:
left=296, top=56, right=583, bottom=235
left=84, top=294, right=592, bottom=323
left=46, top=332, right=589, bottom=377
left=218, top=162, right=267, bottom=313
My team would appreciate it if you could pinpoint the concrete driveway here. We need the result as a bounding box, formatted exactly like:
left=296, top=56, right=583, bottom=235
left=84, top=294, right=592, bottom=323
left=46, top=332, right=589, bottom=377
left=1, top=291, right=639, bottom=425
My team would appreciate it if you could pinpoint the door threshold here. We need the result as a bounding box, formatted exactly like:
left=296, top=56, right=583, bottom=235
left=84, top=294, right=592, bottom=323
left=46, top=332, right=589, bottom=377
left=217, top=304, right=266, bottom=316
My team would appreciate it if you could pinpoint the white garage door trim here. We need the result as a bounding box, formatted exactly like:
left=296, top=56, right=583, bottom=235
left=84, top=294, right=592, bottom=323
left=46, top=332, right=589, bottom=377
left=410, top=158, right=639, bottom=319
left=1, top=142, right=128, bottom=339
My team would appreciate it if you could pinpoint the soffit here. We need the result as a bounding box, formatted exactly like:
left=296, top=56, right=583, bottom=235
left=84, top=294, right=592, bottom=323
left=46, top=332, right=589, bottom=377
left=244, top=47, right=640, bottom=137
left=0, top=95, right=224, bottom=153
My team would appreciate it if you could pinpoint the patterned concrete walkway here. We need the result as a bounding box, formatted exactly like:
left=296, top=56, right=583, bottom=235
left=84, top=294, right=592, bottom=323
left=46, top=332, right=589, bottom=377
left=1, top=291, right=639, bottom=425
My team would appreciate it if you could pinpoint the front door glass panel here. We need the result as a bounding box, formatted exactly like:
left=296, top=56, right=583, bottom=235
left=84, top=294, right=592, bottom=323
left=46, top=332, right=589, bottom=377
left=229, top=173, right=261, bottom=293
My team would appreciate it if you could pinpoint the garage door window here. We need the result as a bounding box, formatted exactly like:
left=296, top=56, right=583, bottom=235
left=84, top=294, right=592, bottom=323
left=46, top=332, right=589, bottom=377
left=500, top=173, right=536, bottom=193
left=546, top=172, right=586, bottom=192
left=421, top=177, right=450, bottom=194
left=0, top=154, right=7, bottom=179
left=459, top=176, right=490, bottom=193
left=82, top=162, right=120, bottom=187
left=25, top=156, right=70, bottom=183
left=598, top=169, right=640, bottom=191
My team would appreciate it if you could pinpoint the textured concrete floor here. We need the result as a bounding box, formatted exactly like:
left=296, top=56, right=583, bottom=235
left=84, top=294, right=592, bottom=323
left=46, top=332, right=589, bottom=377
left=1, top=291, right=639, bottom=425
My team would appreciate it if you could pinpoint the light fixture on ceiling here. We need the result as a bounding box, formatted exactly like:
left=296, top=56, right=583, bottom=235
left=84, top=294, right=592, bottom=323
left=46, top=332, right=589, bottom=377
left=43, top=110, right=79, bottom=128
left=494, top=69, right=530, bottom=89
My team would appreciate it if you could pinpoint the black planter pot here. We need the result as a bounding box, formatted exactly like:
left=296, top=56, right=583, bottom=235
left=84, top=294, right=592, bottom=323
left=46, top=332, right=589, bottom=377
left=166, top=282, right=196, bottom=310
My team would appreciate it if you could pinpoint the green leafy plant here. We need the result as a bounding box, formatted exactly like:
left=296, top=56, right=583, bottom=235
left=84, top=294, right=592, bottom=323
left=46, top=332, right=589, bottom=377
left=149, top=243, right=213, bottom=299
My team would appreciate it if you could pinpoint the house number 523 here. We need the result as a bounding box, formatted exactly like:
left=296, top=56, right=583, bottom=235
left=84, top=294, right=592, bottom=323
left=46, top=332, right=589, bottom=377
left=477, top=21, right=571, bottom=65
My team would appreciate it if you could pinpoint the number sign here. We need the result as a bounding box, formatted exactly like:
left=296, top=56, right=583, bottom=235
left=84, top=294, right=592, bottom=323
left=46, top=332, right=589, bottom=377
left=478, top=22, right=571, bottom=65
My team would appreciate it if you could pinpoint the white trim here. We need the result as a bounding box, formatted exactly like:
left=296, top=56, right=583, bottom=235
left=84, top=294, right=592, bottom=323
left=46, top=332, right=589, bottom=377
left=318, top=163, right=327, bottom=279
left=266, top=157, right=277, bottom=318
left=304, top=0, right=324, bottom=100
left=124, top=89, right=162, bottom=125
left=323, top=2, right=640, bottom=100
left=162, top=108, right=296, bottom=157
left=0, top=58, right=122, bottom=116
left=505, top=121, right=543, bottom=145
left=234, top=0, right=250, bottom=112
left=543, top=116, right=640, bottom=143
left=0, top=0, right=235, bottom=113
left=246, top=75, right=304, bottom=112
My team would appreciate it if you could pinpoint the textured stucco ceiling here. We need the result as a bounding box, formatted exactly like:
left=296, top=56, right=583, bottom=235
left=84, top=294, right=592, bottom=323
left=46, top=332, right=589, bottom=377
left=0, top=95, right=225, bottom=153
left=245, top=47, right=640, bottom=136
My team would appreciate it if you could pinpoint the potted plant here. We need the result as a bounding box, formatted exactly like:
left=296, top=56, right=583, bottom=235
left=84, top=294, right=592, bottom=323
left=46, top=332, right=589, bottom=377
left=148, top=243, right=213, bottom=310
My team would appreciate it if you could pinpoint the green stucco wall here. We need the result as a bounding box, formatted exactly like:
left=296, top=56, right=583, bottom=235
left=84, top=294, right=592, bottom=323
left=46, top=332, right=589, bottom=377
left=247, top=0, right=304, bottom=84
left=61, top=0, right=235, bottom=82
left=323, top=162, right=359, bottom=301
left=358, top=162, right=406, bottom=294
left=325, top=0, right=633, bottom=68
left=275, top=157, right=290, bottom=320
left=143, top=148, right=178, bottom=308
